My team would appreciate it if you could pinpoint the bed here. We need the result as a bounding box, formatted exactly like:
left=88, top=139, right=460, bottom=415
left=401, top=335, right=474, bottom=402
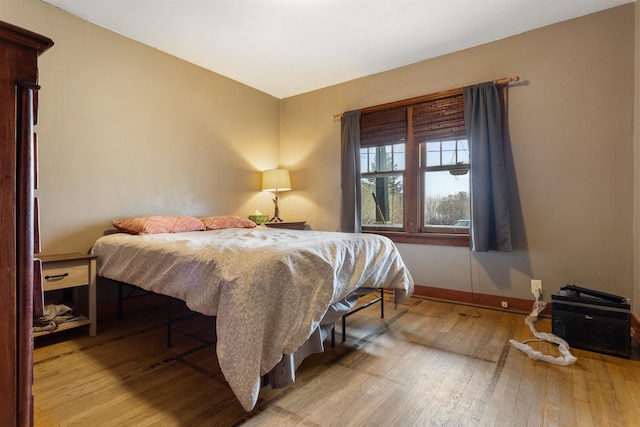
left=91, top=225, right=414, bottom=411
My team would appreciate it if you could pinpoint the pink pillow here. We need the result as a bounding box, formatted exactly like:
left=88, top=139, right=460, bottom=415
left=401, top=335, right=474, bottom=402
left=112, top=215, right=204, bottom=235
left=200, top=215, right=257, bottom=230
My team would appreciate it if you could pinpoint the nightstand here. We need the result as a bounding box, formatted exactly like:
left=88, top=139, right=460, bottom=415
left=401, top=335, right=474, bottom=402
left=263, top=221, right=306, bottom=230
left=35, top=253, right=97, bottom=337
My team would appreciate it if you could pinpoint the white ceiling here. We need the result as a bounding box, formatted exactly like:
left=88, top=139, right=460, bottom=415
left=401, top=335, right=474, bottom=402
left=43, top=0, right=632, bottom=99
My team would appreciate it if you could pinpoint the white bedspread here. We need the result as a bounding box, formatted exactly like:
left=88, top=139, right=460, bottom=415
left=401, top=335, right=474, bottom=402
left=92, top=227, right=413, bottom=411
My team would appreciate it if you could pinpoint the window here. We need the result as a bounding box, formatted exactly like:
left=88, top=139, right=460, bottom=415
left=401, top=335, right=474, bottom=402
left=359, top=90, right=470, bottom=246
left=360, top=144, right=405, bottom=228
left=422, top=139, right=469, bottom=230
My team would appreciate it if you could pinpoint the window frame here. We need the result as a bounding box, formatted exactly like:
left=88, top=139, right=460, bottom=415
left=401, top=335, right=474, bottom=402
left=359, top=93, right=470, bottom=247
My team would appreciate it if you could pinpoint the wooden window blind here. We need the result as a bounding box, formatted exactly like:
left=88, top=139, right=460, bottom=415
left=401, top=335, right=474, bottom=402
left=360, top=106, right=407, bottom=147
left=412, top=93, right=466, bottom=143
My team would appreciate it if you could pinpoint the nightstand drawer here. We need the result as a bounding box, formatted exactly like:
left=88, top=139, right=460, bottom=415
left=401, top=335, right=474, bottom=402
left=42, top=260, right=89, bottom=291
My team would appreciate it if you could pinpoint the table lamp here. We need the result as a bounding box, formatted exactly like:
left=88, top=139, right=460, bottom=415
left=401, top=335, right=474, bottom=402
left=262, top=168, right=291, bottom=222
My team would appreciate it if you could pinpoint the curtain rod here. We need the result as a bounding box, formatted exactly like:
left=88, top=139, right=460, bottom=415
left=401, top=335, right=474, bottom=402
left=332, top=76, right=520, bottom=119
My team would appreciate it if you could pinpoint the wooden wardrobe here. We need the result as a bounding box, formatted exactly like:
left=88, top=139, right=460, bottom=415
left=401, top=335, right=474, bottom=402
left=0, top=21, right=53, bottom=426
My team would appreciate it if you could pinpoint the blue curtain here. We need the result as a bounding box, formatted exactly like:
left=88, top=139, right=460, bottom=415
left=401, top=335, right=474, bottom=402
left=463, top=82, right=512, bottom=252
left=340, top=110, right=362, bottom=232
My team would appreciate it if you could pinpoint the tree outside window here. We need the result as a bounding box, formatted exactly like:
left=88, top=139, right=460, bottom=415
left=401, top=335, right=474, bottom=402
left=360, top=144, right=404, bottom=227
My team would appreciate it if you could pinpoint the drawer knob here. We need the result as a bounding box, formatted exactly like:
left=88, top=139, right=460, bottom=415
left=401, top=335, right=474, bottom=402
left=44, top=272, right=69, bottom=281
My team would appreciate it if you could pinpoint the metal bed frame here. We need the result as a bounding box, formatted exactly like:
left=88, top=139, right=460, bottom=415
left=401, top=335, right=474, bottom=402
left=113, top=279, right=384, bottom=348
left=330, top=288, right=384, bottom=347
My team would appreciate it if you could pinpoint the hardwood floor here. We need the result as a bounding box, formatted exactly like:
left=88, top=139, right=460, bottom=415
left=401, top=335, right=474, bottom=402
left=33, top=296, right=640, bottom=426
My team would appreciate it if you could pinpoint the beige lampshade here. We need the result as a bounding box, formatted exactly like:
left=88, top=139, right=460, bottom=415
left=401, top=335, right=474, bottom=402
left=262, top=169, right=291, bottom=192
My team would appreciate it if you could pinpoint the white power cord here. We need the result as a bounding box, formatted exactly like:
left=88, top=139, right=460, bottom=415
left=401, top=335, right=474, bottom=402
left=509, top=295, right=577, bottom=366
left=533, top=288, right=541, bottom=300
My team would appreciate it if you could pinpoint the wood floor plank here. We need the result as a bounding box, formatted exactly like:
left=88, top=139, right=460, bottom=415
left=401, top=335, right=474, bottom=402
left=33, top=297, right=639, bottom=426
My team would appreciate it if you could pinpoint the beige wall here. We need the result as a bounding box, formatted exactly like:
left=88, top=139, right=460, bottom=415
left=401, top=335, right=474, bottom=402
left=282, top=4, right=636, bottom=303
left=2, top=1, right=636, bottom=308
left=1, top=0, right=281, bottom=254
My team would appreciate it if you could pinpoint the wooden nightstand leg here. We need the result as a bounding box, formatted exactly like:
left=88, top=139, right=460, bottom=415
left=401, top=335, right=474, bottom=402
left=88, top=258, right=97, bottom=336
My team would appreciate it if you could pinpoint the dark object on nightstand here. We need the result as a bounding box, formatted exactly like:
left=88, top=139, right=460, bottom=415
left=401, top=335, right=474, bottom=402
left=552, top=284, right=631, bottom=358
left=264, top=221, right=306, bottom=230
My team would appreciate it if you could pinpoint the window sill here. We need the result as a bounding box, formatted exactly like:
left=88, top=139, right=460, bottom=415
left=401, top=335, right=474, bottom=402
left=362, top=230, right=470, bottom=247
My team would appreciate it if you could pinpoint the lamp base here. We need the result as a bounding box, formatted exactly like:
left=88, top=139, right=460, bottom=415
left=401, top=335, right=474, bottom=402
left=270, top=193, right=284, bottom=222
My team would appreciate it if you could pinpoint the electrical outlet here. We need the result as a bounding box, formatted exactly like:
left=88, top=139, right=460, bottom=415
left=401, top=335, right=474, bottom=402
left=501, top=301, right=509, bottom=309
left=531, top=279, right=542, bottom=295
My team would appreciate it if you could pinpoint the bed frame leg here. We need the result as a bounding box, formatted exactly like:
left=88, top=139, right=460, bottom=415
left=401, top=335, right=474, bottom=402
left=331, top=326, right=335, bottom=348
left=117, top=282, right=123, bottom=320
left=166, top=297, right=172, bottom=348
left=341, top=288, right=386, bottom=343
